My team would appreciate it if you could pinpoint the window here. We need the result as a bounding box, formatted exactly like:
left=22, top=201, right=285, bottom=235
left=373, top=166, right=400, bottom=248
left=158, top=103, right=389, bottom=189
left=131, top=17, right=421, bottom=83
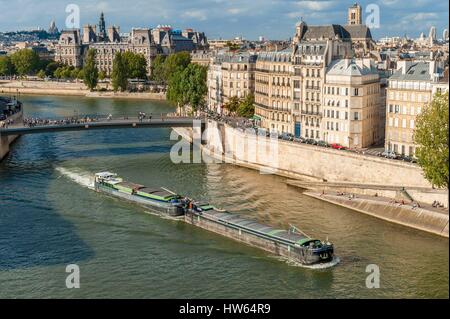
left=402, top=119, right=407, bottom=128
left=345, top=112, right=348, bottom=120
left=336, top=123, right=339, bottom=131
left=345, top=100, right=348, bottom=108
left=410, top=119, right=415, bottom=129
left=354, top=112, right=359, bottom=120
left=354, top=88, right=359, bottom=96
left=389, top=104, right=393, bottom=113
left=389, top=118, right=393, bottom=126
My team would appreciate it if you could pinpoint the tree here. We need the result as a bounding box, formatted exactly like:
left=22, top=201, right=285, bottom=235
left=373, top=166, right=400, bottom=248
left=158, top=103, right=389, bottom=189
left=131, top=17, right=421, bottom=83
left=123, top=52, right=147, bottom=79
left=37, top=69, right=46, bottom=79
left=111, top=52, right=128, bottom=92
left=163, top=51, right=191, bottom=80
left=83, top=49, right=99, bottom=90
left=10, top=49, right=40, bottom=75
left=166, top=63, right=207, bottom=114
left=183, top=64, right=208, bottom=111
left=71, top=68, right=81, bottom=79
left=98, top=70, right=106, bottom=81
left=225, top=41, right=240, bottom=52
left=414, top=92, right=449, bottom=188
left=45, top=61, right=61, bottom=77
left=0, top=56, right=15, bottom=76
left=150, top=55, right=166, bottom=84
left=223, top=96, right=241, bottom=115
left=237, top=93, right=255, bottom=118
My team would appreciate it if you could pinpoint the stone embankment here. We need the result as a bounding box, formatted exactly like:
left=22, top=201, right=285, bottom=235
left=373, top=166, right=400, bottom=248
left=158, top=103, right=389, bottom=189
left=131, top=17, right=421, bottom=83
left=0, top=80, right=166, bottom=100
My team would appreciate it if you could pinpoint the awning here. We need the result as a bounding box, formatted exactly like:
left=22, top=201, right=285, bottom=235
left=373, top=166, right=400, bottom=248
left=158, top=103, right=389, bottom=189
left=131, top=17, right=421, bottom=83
left=251, top=115, right=262, bottom=121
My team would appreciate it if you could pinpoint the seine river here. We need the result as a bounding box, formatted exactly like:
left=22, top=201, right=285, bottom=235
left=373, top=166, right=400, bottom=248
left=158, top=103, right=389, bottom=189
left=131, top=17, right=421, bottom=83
left=0, top=95, right=448, bottom=298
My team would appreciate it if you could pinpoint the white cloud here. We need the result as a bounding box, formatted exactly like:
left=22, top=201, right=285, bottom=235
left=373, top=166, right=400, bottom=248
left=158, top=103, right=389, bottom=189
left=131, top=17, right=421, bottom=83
left=182, top=9, right=208, bottom=21
left=295, top=0, right=336, bottom=11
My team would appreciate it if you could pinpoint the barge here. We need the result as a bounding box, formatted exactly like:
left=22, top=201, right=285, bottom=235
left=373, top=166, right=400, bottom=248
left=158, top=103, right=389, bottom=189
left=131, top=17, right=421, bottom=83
left=94, top=172, right=334, bottom=266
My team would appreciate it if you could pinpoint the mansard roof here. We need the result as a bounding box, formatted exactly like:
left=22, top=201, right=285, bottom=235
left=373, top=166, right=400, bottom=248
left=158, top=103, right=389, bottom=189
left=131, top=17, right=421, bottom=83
left=298, top=23, right=372, bottom=41
left=257, top=50, right=292, bottom=63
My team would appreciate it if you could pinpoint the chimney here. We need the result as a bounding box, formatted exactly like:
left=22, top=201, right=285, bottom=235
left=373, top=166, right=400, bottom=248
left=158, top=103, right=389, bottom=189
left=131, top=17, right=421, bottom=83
left=429, top=60, right=436, bottom=77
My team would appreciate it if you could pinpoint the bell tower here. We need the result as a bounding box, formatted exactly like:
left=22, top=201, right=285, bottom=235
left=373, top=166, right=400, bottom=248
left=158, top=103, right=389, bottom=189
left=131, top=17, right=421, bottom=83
left=348, top=3, right=362, bottom=25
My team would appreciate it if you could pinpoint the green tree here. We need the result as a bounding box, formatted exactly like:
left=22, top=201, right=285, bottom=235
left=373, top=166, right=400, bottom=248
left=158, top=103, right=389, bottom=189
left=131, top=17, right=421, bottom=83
left=150, top=55, right=166, bottom=84
left=166, top=63, right=207, bottom=113
left=414, top=92, right=449, bottom=188
left=111, top=52, right=128, bottom=92
left=61, top=66, right=72, bottom=79
left=10, top=49, right=40, bottom=75
left=45, top=61, right=61, bottom=77
left=123, top=52, right=147, bottom=79
left=71, top=68, right=81, bottom=79
left=37, top=69, right=46, bottom=79
left=237, top=93, right=255, bottom=118
left=83, top=49, right=99, bottom=90
left=0, top=56, right=15, bottom=76
left=77, top=69, right=85, bottom=80
left=98, top=70, right=106, bottom=81
left=223, top=96, right=241, bottom=114
left=163, top=51, right=191, bottom=80
left=225, top=41, right=240, bottom=52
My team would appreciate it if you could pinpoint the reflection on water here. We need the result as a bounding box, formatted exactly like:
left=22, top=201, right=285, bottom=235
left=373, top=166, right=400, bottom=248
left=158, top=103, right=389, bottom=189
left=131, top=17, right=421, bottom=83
left=0, top=95, right=448, bottom=298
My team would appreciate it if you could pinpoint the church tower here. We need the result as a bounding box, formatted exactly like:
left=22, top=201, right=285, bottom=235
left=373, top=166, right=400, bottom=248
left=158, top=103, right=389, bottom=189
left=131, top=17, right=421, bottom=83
left=347, top=3, right=362, bottom=25
left=98, top=12, right=107, bottom=41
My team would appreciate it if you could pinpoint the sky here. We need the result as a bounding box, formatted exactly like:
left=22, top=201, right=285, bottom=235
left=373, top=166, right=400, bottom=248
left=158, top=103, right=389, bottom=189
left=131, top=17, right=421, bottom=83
left=0, top=0, right=448, bottom=40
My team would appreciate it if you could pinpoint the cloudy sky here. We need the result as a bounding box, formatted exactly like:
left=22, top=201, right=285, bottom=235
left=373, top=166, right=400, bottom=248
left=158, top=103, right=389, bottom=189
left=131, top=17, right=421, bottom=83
left=0, top=0, right=448, bottom=40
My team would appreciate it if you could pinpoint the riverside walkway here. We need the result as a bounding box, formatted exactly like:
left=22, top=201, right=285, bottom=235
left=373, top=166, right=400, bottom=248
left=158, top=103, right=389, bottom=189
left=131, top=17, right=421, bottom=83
left=0, top=114, right=205, bottom=136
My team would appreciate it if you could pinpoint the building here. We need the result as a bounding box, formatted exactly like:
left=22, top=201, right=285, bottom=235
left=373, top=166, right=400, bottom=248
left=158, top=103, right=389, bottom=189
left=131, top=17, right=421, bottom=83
left=348, top=3, right=362, bottom=25
left=323, top=58, right=381, bottom=147
left=385, top=61, right=441, bottom=156
left=55, top=13, right=207, bottom=76
left=254, top=50, right=293, bottom=133
left=221, top=53, right=257, bottom=104
left=207, top=53, right=257, bottom=114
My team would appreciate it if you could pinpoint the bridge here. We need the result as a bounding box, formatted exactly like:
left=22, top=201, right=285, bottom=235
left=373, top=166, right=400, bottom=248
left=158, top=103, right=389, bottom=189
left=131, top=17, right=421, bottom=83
left=0, top=114, right=205, bottom=136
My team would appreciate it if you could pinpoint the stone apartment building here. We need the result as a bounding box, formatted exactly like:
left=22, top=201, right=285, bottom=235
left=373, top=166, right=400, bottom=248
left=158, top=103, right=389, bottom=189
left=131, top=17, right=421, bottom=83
left=323, top=58, right=381, bottom=147
left=254, top=50, right=293, bottom=133
left=220, top=53, right=257, bottom=103
left=385, top=61, right=445, bottom=156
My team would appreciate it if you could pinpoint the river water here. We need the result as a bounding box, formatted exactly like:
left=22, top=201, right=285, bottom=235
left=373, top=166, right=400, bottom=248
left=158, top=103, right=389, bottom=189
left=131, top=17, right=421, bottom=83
left=0, top=95, right=448, bottom=298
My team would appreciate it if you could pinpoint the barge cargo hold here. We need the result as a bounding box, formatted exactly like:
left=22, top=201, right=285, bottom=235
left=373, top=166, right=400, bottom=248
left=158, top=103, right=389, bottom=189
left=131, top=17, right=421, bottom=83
left=94, top=172, right=335, bottom=266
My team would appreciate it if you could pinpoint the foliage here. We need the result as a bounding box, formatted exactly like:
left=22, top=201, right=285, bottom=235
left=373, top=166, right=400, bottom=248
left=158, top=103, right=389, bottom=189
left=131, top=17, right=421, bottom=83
left=166, top=63, right=207, bottom=112
left=414, top=92, right=449, bottom=188
left=10, top=49, right=40, bottom=75
left=83, top=49, right=99, bottom=90
left=45, top=61, right=61, bottom=77
left=223, top=96, right=241, bottom=114
left=111, top=52, right=128, bottom=92
left=225, top=41, right=240, bottom=52
left=123, top=51, right=147, bottom=79
left=150, top=55, right=166, bottom=84
left=98, top=70, right=106, bottom=81
left=0, top=56, right=15, bottom=76
left=237, top=93, right=255, bottom=118
left=37, top=69, right=46, bottom=79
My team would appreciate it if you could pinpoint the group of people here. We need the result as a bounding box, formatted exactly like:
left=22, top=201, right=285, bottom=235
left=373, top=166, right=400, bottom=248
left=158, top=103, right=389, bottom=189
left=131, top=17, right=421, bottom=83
left=138, top=112, right=152, bottom=122
left=432, top=201, right=445, bottom=208
left=0, top=118, right=15, bottom=128
left=23, top=116, right=100, bottom=128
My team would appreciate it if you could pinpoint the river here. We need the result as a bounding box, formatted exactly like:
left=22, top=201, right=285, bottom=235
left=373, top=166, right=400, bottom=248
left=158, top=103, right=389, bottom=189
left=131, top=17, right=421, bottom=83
left=0, top=94, right=448, bottom=298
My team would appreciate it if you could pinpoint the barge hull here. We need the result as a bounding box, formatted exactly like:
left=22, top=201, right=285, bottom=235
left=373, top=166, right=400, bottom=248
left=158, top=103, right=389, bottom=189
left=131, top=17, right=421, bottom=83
left=96, top=185, right=183, bottom=216
left=185, top=211, right=329, bottom=265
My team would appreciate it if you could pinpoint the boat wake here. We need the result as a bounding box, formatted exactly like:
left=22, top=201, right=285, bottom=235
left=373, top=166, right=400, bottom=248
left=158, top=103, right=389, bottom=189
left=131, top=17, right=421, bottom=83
left=55, top=166, right=95, bottom=189
left=272, top=255, right=340, bottom=269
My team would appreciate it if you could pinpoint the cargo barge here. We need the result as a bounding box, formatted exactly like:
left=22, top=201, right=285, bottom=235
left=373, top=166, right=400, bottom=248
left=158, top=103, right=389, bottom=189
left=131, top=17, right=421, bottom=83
left=94, top=172, right=335, bottom=266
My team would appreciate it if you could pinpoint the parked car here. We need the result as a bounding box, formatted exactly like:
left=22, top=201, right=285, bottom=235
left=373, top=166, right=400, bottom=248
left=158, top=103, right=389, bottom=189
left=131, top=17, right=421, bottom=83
left=0, top=114, right=6, bottom=121
left=281, top=132, right=294, bottom=141
left=305, top=138, right=317, bottom=145
left=317, top=140, right=330, bottom=148
left=330, top=143, right=346, bottom=150
left=294, top=137, right=306, bottom=143
left=381, top=150, right=397, bottom=159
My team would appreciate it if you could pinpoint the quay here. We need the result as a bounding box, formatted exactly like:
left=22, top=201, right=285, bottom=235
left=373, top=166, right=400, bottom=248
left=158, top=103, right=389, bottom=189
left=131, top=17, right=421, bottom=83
left=0, top=97, right=23, bottom=160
